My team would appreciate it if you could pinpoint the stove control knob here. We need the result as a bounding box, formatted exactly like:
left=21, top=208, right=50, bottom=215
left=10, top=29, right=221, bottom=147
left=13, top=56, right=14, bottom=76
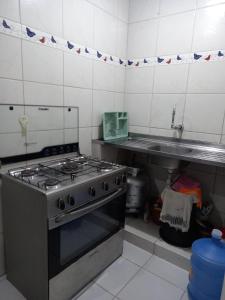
left=102, top=182, right=109, bottom=191
left=58, top=198, right=65, bottom=210
left=89, top=186, right=96, bottom=197
left=122, top=174, right=127, bottom=183
left=68, top=196, right=75, bottom=206
left=115, top=176, right=121, bottom=185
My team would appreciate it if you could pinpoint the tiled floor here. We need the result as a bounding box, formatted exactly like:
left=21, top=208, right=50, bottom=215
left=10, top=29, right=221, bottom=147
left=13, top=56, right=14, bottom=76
left=0, top=241, right=189, bottom=300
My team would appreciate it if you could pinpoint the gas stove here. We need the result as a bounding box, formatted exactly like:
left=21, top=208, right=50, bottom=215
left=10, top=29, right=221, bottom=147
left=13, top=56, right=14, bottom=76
left=6, top=155, right=127, bottom=220
left=3, top=154, right=127, bottom=300
left=8, top=155, right=126, bottom=192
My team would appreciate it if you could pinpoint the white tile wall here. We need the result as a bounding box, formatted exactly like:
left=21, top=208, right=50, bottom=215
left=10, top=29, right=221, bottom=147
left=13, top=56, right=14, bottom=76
left=116, top=20, right=128, bottom=58
left=127, top=19, right=158, bottom=58
left=64, top=87, right=92, bottom=127
left=20, top=0, right=63, bottom=37
left=79, top=127, right=92, bottom=155
left=64, top=53, right=93, bottom=89
left=183, top=94, right=225, bottom=134
left=125, top=94, right=151, bottom=127
left=22, top=41, right=63, bottom=85
left=64, top=128, right=79, bottom=144
left=150, top=94, right=185, bottom=129
left=92, top=90, right=115, bottom=126
left=63, top=0, right=94, bottom=48
left=116, top=0, right=129, bottom=23
left=0, top=133, right=26, bottom=157
left=0, top=0, right=20, bottom=22
left=0, top=79, right=23, bottom=105
left=126, top=67, right=154, bottom=94
left=0, top=105, right=24, bottom=133
left=153, top=65, right=189, bottom=94
left=197, top=0, right=225, bottom=7
left=93, top=61, right=115, bottom=91
left=129, top=0, right=160, bottom=23
left=0, top=34, right=22, bottom=80
left=0, top=0, right=127, bottom=160
left=157, top=12, right=195, bottom=56
left=94, top=7, right=117, bottom=55
left=126, top=1, right=225, bottom=145
left=159, top=0, right=197, bottom=16
left=187, top=61, right=225, bottom=93
left=24, top=82, right=63, bottom=106
left=192, top=4, right=225, bottom=52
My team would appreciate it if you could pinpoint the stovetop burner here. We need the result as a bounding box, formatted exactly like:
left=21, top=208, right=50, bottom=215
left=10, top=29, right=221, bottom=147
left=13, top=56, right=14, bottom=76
left=97, top=162, right=113, bottom=172
left=45, top=178, right=60, bottom=187
left=21, top=169, right=37, bottom=177
left=61, top=162, right=80, bottom=174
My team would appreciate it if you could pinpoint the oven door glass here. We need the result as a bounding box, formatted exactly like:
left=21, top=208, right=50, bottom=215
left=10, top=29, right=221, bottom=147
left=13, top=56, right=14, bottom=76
left=48, top=194, right=125, bottom=278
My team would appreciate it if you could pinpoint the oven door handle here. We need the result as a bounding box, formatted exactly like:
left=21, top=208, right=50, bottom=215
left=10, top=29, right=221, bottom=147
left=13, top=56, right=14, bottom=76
left=54, top=188, right=124, bottom=224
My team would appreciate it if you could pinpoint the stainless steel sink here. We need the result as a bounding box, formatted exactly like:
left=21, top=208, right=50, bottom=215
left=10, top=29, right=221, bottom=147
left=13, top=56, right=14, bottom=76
left=103, top=133, right=225, bottom=168
left=148, top=145, right=193, bottom=155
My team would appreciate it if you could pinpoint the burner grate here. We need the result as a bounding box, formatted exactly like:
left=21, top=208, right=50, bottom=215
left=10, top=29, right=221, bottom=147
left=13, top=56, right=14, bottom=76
left=8, top=155, right=119, bottom=191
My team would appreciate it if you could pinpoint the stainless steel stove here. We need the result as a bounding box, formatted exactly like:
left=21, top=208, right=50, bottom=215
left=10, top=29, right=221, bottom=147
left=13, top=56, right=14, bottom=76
left=2, top=154, right=127, bottom=300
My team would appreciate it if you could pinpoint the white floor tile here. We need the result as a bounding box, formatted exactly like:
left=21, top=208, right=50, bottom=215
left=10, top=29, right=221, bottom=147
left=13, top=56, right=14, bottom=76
left=0, top=279, right=25, bottom=300
left=144, top=255, right=189, bottom=290
left=117, top=269, right=183, bottom=300
left=96, top=257, right=139, bottom=296
left=123, top=241, right=152, bottom=267
left=76, top=284, right=113, bottom=300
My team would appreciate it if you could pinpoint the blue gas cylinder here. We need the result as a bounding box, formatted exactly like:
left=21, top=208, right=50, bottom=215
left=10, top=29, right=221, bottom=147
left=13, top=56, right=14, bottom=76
left=188, top=229, right=225, bottom=300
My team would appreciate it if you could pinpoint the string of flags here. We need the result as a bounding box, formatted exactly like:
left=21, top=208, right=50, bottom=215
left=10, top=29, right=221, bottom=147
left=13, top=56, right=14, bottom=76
left=0, top=17, right=225, bottom=69
left=127, top=50, right=224, bottom=67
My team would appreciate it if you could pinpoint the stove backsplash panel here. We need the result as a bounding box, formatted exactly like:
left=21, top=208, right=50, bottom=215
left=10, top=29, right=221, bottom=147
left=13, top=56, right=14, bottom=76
left=0, top=104, right=79, bottom=162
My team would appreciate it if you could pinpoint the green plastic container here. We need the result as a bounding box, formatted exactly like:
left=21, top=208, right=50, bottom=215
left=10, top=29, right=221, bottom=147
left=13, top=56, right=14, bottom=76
left=103, top=112, right=128, bottom=140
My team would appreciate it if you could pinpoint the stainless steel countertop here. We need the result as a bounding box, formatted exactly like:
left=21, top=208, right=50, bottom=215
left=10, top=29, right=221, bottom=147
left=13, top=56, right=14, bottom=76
left=94, top=133, right=225, bottom=168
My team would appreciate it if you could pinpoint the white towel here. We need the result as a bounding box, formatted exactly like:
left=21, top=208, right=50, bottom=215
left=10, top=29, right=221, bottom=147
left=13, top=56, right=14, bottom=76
left=160, top=188, right=193, bottom=232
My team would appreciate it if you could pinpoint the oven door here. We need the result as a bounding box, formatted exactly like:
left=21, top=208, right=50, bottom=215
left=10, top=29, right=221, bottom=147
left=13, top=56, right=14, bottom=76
left=48, top=188, right=126, bottom=278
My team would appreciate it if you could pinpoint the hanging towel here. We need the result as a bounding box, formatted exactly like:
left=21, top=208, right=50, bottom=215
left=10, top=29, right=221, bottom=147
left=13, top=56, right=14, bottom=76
left=160, top=188, right=193, bottom=232
left=171, top=175, right=202, bottom=208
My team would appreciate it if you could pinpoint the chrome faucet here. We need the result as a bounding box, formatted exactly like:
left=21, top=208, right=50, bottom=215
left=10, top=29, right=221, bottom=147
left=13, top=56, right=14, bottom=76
left=171, top=105, right=183, bottom=131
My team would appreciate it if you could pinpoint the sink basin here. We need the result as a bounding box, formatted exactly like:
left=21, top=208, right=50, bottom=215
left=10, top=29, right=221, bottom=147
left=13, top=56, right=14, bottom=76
left=148, top=145, right=193, bottom=155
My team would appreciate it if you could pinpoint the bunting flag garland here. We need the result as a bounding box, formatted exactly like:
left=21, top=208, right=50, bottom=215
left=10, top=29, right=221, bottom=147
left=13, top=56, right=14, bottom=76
left=2, top=20, right=11, bottom=29
left=97, top=51, right=102, bottom=58
left=39, top=36, right=45, bottom=43
left=26, top=27, right=36, bottom=37
left=157, top=57, right=164, bottom=63
left=67, top=41, right=74, bottom=50
left=51, top=36, right=56, bottom=43
left=194, top=53, right=202, bottom=60
left=0, top=17, right=224, bottom=69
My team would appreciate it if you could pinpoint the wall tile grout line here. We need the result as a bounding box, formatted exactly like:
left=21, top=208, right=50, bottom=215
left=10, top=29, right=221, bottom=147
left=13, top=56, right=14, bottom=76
left=128, top=1, right=225, bottom=25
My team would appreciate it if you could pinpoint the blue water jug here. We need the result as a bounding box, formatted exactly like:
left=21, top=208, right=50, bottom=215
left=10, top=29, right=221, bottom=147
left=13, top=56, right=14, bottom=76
left=188, top=229, right=225, bottom=300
